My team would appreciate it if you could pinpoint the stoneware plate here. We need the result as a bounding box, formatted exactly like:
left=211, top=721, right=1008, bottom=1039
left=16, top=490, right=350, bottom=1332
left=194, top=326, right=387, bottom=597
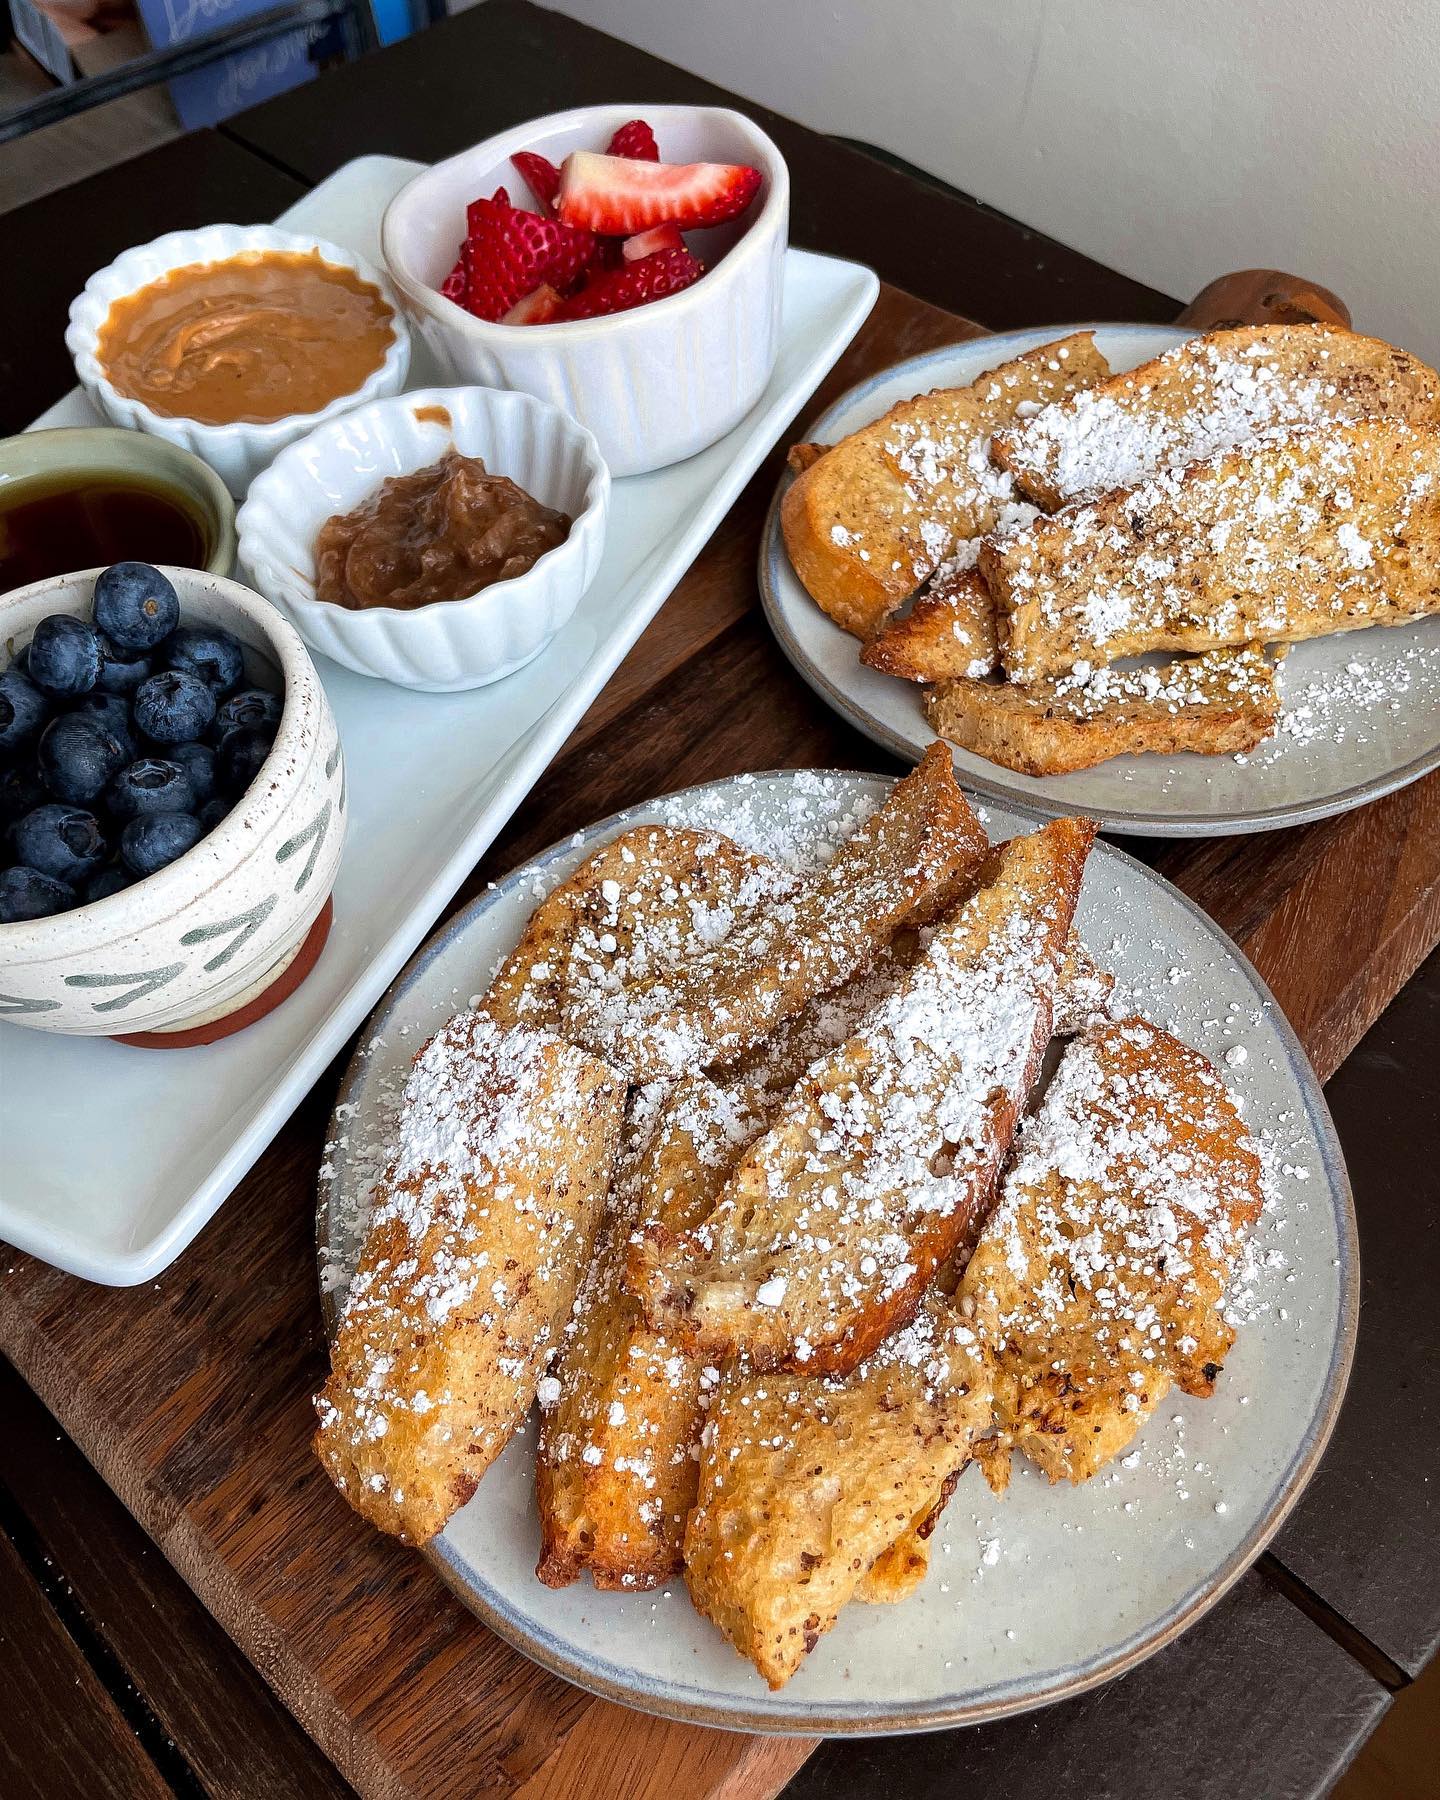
left=759, top=326, right=1440, bottom=837
left=317, top=769, right=1357, bottom=1734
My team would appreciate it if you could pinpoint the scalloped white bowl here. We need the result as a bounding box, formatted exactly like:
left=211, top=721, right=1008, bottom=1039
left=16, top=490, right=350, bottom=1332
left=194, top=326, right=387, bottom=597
left=0, top=567, right=346, bottom=1037
left=65, top=224, right=412, bottom=498
left=236, top=385, right=609, bottom=692
left=380, top=104, right=789, bottom=476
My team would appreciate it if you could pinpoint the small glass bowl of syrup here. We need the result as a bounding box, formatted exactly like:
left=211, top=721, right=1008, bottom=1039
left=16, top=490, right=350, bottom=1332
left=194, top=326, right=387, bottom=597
left=0, top=427, right=235, bottom=596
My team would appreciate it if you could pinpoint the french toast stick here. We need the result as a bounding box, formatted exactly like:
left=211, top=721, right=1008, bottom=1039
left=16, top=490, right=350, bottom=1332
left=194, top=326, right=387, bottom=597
left=861, top=563, right=1000, bottom=682
left=536, top=1076, right=751, bottom=1590
left=315, top=1013, right=624, bottom=1543
left=925, top=644, right=1280, bottom=775
left=684, top=1296, right=991, bottom=1687
left=633, top=816, right=1096, bottom=1377
left=961, top=1017, right=1265, bottom=1490
left=782, top=333, right=1109, bottom=639
left=548, top=744, right=988, bottom=1083
left=985, top=420, right=1440, bottom=683
left=992, top=323, right=1440, bottom=508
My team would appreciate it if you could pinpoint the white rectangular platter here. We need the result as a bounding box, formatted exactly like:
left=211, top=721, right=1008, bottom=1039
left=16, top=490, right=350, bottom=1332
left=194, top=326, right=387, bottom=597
left=0, top=153, right=879, bottom=1285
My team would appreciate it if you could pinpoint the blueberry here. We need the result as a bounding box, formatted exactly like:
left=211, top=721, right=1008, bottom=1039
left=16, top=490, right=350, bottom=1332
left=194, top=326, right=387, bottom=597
left=0, top=864, right=75, bottom=922
left=83, top=864, right=134, bottom=904
left=133, top=670, right=216, bottom=744
left=37, top=713, right=128, bottom=804
left=96, top=634, right=153, bottom=696
left=108, top=758, right=195, bottom=821
left=0, top=668, right=49, bottom=753
left=169, top=740, right=217, bottom=807
left=68, top=691, right=136, bottom=758
left=213, top=687, right=281, bottom=744
left=92, top=562, right=179, bottom=651
left=164, top=625, right=245, bottom=697
left=26, top=615, right=102, bottom=698
left=196, top=796, right=230, bottom=834
left=11, top=804, right=108, bottom=884
left=0, top=760, right=47, bottom=827
left=218, top=726, right=272, bottom=795
left=11, top=644, right=30, bottom=677
left=121, top=810, right=203, bottom=877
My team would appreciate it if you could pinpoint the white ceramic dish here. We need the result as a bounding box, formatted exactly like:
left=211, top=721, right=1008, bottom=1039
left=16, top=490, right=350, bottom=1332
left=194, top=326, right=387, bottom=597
left=238, top=386, right=609, bottom=691
left=0, top=567, right=344, bottom=1035
left=761, top=326, right=1440, bottom=837
left=66, top=223, right=411, bottom=497
left=316, top=768, right=1356, bottom=1735
left=0, top=154, right=877, bottom=1284
left=382, top=104, right=788, bottom=477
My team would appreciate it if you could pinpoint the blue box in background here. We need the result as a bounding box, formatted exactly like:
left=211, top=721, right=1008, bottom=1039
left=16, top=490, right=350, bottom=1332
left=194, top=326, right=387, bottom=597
left=133, top=0, right=325, bottom=128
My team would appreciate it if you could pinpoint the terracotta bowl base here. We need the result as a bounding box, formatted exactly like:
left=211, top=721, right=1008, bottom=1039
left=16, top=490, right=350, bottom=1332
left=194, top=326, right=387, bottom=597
left=113, top=898, right=334, bottom=1049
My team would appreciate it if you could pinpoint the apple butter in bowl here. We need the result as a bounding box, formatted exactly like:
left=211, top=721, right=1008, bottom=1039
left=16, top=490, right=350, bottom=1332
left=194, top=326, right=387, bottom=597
left=313, top=450, right=571, bottom=612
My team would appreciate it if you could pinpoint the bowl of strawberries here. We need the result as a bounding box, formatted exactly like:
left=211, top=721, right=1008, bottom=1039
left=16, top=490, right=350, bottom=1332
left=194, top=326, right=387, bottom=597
left=380, top=104, right=788, bottom=477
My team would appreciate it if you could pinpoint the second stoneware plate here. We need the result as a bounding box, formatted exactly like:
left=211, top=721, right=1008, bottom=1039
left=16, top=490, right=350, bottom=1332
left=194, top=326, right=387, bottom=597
left=317, top=770, right=1356, bottom=1735
left=760, top=325, right=1440, bottom=837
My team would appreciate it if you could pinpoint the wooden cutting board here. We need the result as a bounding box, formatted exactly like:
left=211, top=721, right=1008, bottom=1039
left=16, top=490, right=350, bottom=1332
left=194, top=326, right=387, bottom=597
left=2, top=281, right=1438, bottom=1800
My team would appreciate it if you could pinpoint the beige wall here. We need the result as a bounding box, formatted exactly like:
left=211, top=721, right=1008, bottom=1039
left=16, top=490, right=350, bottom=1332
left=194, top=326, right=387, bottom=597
left=548, top=0, right=1440, bottom=360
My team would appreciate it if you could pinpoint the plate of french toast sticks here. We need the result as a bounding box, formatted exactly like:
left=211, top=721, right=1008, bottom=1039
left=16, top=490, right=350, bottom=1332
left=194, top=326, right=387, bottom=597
left=313, top=749, right=1355, bottom=1731
left=763, top=322, right=1440, bottom=834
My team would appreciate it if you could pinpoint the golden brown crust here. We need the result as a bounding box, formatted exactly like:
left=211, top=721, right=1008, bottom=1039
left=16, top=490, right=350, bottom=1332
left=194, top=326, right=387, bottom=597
left=520, top=744, right=987, bottom=1084
left=924, top=644, right=1281, bottom=775
left=781, top=333, right=1110, bottom=640
left=314, top=1014, right=624, bottom=1543
left=684, top=1302, right=991, bottom=1687
left=992, top=323, right=1440, bottom=509
left=961, top=1017, right=1265, bottom=1488
left=634, top=817, right=1096, bottom=1377
left=536, top=1077, right=751, bottom=1590
left=985, top=420, right=1440, bottom=684
left=860, top=565, right=999, bottom=683
left=483, top=826, right=781, bottom=1036
left=854, top=1470, right=962, bottom=1603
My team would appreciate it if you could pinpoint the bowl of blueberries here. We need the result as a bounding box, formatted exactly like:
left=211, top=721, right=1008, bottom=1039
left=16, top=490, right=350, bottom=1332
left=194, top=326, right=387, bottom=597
left=0, top=560, right=346, bottom=1038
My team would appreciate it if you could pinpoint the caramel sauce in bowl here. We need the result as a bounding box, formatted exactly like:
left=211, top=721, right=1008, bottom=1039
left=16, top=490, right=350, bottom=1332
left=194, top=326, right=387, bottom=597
left=237, top=385, right=610, bottom=691
left=66, top=225, right=411, bottom=496
left=97, top=250, right=396, bottom=426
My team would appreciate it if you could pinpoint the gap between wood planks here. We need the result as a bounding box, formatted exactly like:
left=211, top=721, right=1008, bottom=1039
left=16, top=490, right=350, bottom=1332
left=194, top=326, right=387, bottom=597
left=0, top=1483, right=208, bottom=1798
left=1257, top=1555, right=1411, bottom=1693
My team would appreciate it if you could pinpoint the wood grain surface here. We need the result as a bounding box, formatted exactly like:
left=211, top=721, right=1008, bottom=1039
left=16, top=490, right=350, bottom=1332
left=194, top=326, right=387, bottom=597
left=784, top=1571, right=1388, bottom=1800
left=3, top=271, right=1438, bottom=1799
left=0, top=1528, right=172, bottom=1800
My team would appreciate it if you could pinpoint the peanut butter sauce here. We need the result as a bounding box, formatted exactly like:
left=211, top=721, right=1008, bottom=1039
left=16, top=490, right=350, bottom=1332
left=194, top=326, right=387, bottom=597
left=97, top=250, right=394, bottom=426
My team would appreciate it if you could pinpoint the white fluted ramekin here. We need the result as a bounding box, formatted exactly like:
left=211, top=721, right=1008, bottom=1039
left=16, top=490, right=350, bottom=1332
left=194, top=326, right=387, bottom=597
left=380, top=104, right=789, bottom=477
left=66, top=224, right=412, bottom=498
left=0, top=568, right=345, bottom=1037
left=236, top=385, right=609, bottom=691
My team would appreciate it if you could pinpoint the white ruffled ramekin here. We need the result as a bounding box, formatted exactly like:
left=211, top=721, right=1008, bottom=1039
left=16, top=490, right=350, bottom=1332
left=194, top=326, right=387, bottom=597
left=380, top=104, right=789, bottom=477
left=236, top=385, right=609, bottom=692
left=65, top=224, right=412, bottom=498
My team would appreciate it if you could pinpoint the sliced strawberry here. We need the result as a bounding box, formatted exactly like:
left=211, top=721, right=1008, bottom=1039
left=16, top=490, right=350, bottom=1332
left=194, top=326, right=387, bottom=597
left=511, top=150, right=561, bottom=215
left=501, top=283, right=564, bottom=325
left=461, top=192, right=596, bottom=321
left=622, top=223, right=685, bottom=262
left=440, top=256, right=467, bottom=304
left=605, top=118, right=659, bottom=161
left=558, top=246, right=705, bottom=320
left=557, top=152, right=762, bottom=234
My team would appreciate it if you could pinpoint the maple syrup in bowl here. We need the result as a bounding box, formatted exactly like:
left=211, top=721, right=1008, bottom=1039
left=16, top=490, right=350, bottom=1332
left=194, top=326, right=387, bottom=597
left=0, top=428, right=236, bottom=595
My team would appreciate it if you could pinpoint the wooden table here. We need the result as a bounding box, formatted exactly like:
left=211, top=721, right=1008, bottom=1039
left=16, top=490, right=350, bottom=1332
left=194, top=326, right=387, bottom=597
left=2, top=6, right=1437, bottom=1796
